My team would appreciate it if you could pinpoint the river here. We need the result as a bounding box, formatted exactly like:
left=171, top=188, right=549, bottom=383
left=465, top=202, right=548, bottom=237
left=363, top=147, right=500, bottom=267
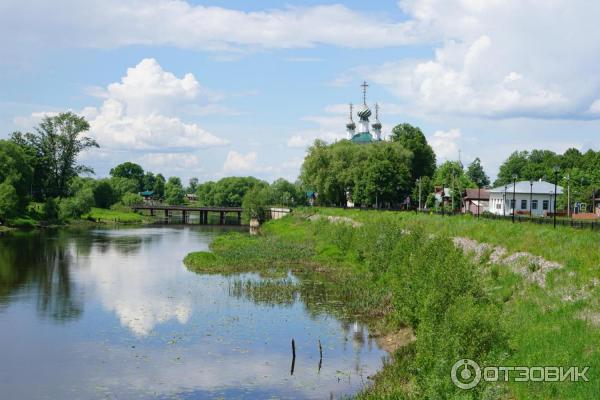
left=0, top=226, right=386, bottom=399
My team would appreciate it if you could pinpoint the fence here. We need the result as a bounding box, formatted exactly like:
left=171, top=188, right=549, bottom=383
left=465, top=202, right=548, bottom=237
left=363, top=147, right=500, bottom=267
left=477, top=212, right=599, bottom=231
left=311, top=205, right=600, bottom=231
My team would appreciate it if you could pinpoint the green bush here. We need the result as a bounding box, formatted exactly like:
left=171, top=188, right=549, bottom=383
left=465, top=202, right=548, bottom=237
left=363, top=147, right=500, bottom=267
left=93, top=179, right=117, bottom=208
left=42, top=197, right=60, bottom=222
left=121, top=192, right=144, bottom=206
left=59, top=187, right=94, bottom=219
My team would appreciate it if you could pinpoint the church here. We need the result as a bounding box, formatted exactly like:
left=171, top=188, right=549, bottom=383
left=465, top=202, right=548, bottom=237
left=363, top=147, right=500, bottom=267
left=345, top=81, right=383, bottom=143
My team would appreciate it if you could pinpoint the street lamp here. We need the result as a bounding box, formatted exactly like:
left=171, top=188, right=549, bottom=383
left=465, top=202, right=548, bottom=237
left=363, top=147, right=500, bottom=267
left=416, top=177, right=422, bottom=212
left=529, top=180, right=533, bottom=219
left=503, top=185, right=507, bottom=217
left=566, top=174, right=570, bottom=218
left=512, top=174, right=517, bottom=223
left=477, top=179, right=481, bottom=219
left=553, top=166, right=559, bottom=228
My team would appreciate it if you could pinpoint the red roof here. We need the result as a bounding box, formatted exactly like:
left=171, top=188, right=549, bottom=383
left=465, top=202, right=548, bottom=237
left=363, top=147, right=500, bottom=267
left=463, top=188, right=489, bottom=200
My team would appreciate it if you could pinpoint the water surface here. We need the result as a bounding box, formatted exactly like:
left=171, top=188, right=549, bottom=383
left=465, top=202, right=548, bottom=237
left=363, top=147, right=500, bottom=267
left=0, top=226, right=386, bottom=399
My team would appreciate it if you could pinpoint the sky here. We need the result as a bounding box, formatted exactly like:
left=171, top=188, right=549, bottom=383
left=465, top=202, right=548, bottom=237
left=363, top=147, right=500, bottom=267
left=1, top=0, right=599, bottom=184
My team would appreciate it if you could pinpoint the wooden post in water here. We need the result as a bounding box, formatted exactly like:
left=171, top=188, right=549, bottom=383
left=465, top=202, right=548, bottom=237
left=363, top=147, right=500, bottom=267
left=290, top=338, right=296, bottom=375
left=220, top=211, right=225, bottom=225
left=182, top=210, right=187, bottom=224
left=318, top=339, right=323, bottom=372
left=237, top=211, right=242, bottom=225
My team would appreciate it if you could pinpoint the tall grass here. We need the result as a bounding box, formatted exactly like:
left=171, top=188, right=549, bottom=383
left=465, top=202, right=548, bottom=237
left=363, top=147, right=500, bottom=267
left=185, top=211, right=510, bottom=398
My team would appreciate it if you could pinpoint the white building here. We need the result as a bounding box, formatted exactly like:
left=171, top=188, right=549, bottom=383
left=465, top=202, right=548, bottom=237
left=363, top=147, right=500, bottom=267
left=488, top=180, right=563, bottom=217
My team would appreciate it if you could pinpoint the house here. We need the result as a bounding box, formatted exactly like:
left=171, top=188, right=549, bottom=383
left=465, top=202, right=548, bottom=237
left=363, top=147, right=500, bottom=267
left=463, top=188, right=489, bottom=214
left=306, top=191, right=317, bottom=206
left=185, top=193, right=198, bottom=201
left=595, top=190, right=600, bottom=216
left=434, top=187, right=451, bottom=208
left=139, top=190, right=154, bottom=203
left=488, top=180, right=563, bottom=217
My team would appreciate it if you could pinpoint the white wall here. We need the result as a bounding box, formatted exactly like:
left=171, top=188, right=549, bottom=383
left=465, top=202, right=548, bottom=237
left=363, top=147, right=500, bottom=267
left=488, top=192, right=557, bottom=216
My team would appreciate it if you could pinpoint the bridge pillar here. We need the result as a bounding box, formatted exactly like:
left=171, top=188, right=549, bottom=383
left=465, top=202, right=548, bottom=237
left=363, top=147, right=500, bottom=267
left=237, top=212, right=242, bottom=225
left=150, top=209, right=154, bottom=216
left=182, top=210, right=187, bottom=224
left=164, top=209, right=169, bottom=219
left=220, top=211, right=225, bottom=225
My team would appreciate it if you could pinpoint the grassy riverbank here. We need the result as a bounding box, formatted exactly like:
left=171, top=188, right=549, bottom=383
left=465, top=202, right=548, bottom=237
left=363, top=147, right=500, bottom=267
left=0, top=206, right=151, bottom=232
left=83, top=207, right=148, bottom=224
left=184, top=208, right=600, bottom=399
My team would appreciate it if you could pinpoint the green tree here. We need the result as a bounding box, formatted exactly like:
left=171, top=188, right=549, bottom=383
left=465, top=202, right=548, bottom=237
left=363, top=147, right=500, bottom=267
left=110, top=162, right=144, bottom=191
left=153, top=174, right=166, bottom=199
left=0, top=139, right=33, bottom=211
left=195, top=177, right=266, bottom=207
left=352, top=143, right=412, bottom=207
left=42, top=197, right=60, bottom=222
left=187, top=177, right=199, bottom=194
left=59, top=187, right=94, bottom=219
left=300, top=140, right=413, bottom=207
left=93, top=179, right=117, bottom=209
left=165, top=177, right=185, bottom=205
left=196, top=181, right=216, bottom=205
left=121, top=192, right=144, bottom=206
left=390, top=123, right=436, bottom=181
left=270, top=178, right=302, bottom=206
left=13, top=112, right=98, bottom=198
left=0, top=182, right=19, bottom=222
left=142, top=171, right=156, bottom=192
left=242, top=185, right=271, bottom=223
left=300, top=140, right=357, bottom=206
left=109, top=177, right=139, bottom=200
left=434, top=161, right=474, bottom=211
left=466, top=157, right=490, bottom=186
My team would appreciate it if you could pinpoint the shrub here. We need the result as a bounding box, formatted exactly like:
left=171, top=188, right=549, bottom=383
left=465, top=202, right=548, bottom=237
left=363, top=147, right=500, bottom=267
left=59, top=187, right=94, bottom=219
left=121, top=192, right=144, bottom=206
left=93, top=179, right=117, bottom=208
left=42, top=197, right=60, bottom=222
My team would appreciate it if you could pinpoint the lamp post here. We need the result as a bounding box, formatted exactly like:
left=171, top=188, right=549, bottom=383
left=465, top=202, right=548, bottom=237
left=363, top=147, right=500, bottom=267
left=503, top=185, right=507, bottom=217
left=553, top=166, right=559, bottom=228
left=529, top=180, right=533, bottom=219
left=477, top=180, right=481, bottom=219
left=512, top=174, right=517, bottom=223
left=451, top=173, right=455, bottom=214
left=417, top=177, right=422, bottom=212
left=566, top=174, right=570, bottom=218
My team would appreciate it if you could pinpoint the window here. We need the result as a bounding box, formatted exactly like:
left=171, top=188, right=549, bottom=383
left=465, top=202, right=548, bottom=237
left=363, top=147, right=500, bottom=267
left=521, top=199, right=527, bottom=209
left=532, top=200, right=538, bottom=210
left=496, top=203, right=501, bottom=210
left=543, top=200, right=549, bottom=210
left=510, top=199, right=515, bottom=209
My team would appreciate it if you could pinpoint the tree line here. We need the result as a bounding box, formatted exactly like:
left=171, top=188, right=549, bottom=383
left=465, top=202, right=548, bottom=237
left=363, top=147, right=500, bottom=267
left=2, top=111, right=599, bottom=224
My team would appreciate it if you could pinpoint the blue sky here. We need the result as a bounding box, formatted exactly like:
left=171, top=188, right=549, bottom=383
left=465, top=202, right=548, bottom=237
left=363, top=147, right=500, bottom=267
left=1, top=0, right=599, bottom=184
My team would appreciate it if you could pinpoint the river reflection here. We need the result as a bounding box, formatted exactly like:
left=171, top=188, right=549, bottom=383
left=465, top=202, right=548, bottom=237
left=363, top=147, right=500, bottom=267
left=0, top=226, right=386, bottom=399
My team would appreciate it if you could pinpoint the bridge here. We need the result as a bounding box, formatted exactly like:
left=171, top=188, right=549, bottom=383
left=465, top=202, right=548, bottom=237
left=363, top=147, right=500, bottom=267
left=132, top=204, right=244, bottom=225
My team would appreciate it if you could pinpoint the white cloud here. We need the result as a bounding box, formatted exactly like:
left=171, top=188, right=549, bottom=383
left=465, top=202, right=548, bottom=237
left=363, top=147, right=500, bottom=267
left=429, top=128, right=461, bottom=162
left=354, top=0, right=600, bottom=119
left=287, top=104, right=350, bottom=148
left=0, top=1, right=421, bottom=56
left=138, top=153, right=202, bottom=171
left=222, top=151, right=272, bottom=175
left=81, top=58, right=228, bottom=151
